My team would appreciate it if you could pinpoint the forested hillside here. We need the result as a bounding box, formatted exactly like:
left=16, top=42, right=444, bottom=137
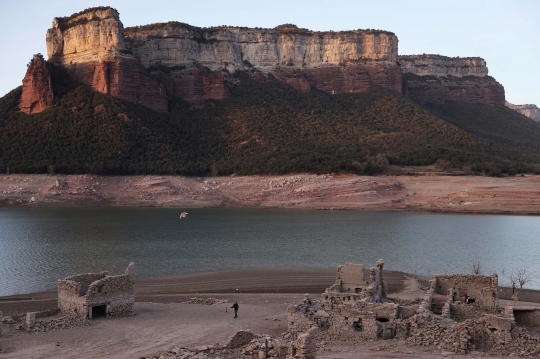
left=1, top=72, right=539, bottom=176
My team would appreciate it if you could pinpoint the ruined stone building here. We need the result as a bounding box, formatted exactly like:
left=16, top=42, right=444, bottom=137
left=288, top=260, right=540, bottom=356
left=288, top=260, right=418, bottom=342
left=58, top=262, right=135, bottom=319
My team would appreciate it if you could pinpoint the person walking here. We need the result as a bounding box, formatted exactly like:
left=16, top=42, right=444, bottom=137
left=232, top=301, right=239, bottom=319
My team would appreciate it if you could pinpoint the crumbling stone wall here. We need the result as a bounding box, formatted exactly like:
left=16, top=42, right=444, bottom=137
left=324, top=302, right=400, bottom=341
left=58, top=263, right=134, bottom=318
left=333, top=263, right=365, bottom=293
left=287, top=327, right=317, bottom=359
left=433, top=274, right=498, bottom=311
left=322, top=260, right=389, bottom=305
left=450, top=302, right=487, bottom=321
left=84, top=272, right=134, bottom=317
left=291, top=260, right=415, bottom=342
left=58, top=272, right=108, bottom=315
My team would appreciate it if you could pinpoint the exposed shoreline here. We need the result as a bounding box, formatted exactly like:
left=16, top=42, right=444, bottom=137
left=0, top=267, right=408, bottom=317
left=2, top=173, right=540, bottom=215
left=1, top=267, right=539, bottom=359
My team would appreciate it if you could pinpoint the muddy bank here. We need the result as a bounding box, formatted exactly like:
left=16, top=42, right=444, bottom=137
left=2, top=174, right=540, bottom=215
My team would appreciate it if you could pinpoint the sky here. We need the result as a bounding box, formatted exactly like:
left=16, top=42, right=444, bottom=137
left=0, top=0, right=538, bottom=105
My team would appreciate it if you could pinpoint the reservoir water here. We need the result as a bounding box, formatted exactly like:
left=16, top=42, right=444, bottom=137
left=1, top=207, right=539, bottom=296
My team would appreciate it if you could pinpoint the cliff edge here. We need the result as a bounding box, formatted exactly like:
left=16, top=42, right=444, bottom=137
left=399, top=55, right=505, bottom=106
left=505, top=102, right=540, bottom=122
left=19, top=6, right=507, bottom=113
left=45, top=7, right=168, bottom=112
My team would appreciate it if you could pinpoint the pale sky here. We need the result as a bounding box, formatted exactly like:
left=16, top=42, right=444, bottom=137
left=1, top=0, right=538, bottom=105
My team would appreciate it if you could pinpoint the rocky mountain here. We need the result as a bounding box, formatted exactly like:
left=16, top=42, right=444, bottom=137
left=505, top=102, right=540, bottom=122
left=399, top=55, right=505, bottom=106
left=20, top=6, right=509, bottom=113
left=45, top=8, right=168, bottom=111
left=8, top=6, right=540, bottom=177
left=20, top=7, right=517, bottom=114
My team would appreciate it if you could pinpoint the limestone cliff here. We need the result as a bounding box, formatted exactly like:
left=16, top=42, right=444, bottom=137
left=505, top=102, right=540, bottom=122
left=123, top=22, right=402, bottom=99
left=46, top=7, right=168, bottom=111
left=28, top=6, right=506, bottom=112
left=399, top=55, right=488, bottom=78
left=399, top=55, right=505, bottom=106
left=20, top=55, right=55, bottom=114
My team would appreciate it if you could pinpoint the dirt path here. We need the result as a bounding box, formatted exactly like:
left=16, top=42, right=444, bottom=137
left=2, top=174, right=540, bottom=214
left=1, top=296, right=290, bottom=359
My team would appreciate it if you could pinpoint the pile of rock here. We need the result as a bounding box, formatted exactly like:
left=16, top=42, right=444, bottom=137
left=406, top=314, right=460, bottom=352
left=16, top=314, right=92, bottom=333
left=181, top=298, right=227, bottom=305
left=1, top=316, right=15, bottom=324
left=406, top=313, right=540, bottom=356
left=148, top=330, right=311, bottom=359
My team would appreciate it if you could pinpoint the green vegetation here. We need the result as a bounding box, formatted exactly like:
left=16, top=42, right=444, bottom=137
left=1, top=71, right=539, bottom=176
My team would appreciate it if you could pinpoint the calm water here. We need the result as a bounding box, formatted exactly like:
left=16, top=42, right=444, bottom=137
left=0, top=207, right=539, bottom=296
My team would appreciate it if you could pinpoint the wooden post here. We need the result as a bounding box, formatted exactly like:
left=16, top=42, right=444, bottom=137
left=265, top=339, right=268, bottom=359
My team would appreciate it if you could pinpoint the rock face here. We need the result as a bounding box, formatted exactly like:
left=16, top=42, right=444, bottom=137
left=505, top=102, right=540, bottom=121
left=27, top=7, right=506, bottom=112
left=46, top=7, right=168, bottom=111
left=399, top=55, right=488, bottom=78
left=124, top=23, right=402, bottom=95
left=399, top=55, right=505, bottom=106
left=20, top=55, right=55, bottom=114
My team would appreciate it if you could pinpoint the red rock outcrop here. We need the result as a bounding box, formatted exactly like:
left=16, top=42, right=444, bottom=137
left=151, top=68, right=231, bottom=104
left=399, top=55, right=505, bottom=106
left=66, top=58, right=168, bottom=111
left=19, top=55, right=55, bottom=114
left=28, top=7, right=506, bottom=112
left=45, top=7, right=167, bottom=111
left=402, top=74, right=505, bottom=106
left=273, top=63, right=402, bottom=94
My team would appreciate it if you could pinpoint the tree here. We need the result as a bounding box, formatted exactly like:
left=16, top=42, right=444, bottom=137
left=513, top=269, right=533, bottom=289
left=472, top=262, right=482, bottom=275
left=509, top=273, right=518, bottom=293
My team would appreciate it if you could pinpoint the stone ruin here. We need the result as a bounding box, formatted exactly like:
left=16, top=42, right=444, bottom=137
left=58, top=262, right=135, bottom=319
left=287, top=260, right=540, bottom=356
left=288, top=260, right=416, bottom=342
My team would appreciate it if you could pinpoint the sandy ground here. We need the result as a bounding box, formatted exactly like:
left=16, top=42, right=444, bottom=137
left=2, top=173, right=540, bottom=214
left=1, top=269, right=538, bottom=359
left=0, top=268, right=407, bottom=316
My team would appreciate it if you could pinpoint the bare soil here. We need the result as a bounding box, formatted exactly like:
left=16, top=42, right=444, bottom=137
left=2, top=173, right=540, bottom=214
left=0, top=269, right=538, bottom=359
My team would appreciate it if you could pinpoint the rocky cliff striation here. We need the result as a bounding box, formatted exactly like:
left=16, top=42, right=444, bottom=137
left=399, top=55, right=488, bottom=78
left=505, top=102, right=540, bottom=122
left=46, top=7, right=168, bottom=111
left=399, top=55, right=504, bottom=106
left=123, top=22, right=402, bottom=100
left=19, top=55, right=55, bottom=114
left=23, top=6, right=506, bottom=112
